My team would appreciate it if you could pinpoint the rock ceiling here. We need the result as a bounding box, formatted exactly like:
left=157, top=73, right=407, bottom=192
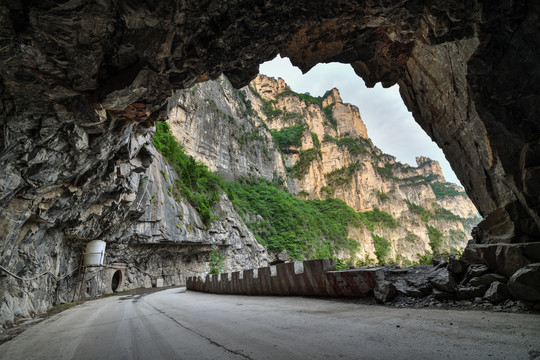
left=1, top=1, right=538, bottom=244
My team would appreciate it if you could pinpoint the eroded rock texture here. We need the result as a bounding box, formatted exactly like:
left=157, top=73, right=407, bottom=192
left=0, top=0, right=538, bottom=328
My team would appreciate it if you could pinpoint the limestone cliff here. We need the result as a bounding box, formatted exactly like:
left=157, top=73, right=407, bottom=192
left=170, top=74, right=481, bottom=265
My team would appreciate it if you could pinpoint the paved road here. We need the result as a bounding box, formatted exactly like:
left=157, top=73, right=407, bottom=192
left=1, top=288, right=539, bottom=360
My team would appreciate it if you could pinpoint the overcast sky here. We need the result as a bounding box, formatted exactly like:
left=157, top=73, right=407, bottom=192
left=259, top=56, right=461, bottom=185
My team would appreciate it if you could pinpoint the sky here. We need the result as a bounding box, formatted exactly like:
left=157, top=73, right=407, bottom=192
left=259, top=56, right=461, bottom=185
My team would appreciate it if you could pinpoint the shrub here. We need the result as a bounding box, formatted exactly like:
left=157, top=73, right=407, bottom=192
left=372, top=234, right=392, bottom=264
left=335, top=137, right=368, bottom=156
left=429, top=182, right=465, bottom=198
left=405, top=232, right=420, bottom=243
left=404, top=199, right=432, bottom=223
left=359, top=208, right=399, bottom=232
left=223, top=179, right=363, bottom=260
left=153, top=121, right=222, bottom=227
left=293, top=148, right=320, bottom=179
left=427, top=225, right=443, bottom=254
left=321, top=186, right=335, bottom=197
left=376, top=163, right=394, bottom=178
left=433, top=207, right=460, bottom=221
left=296, top=90, right=331, bottom=106
left=311, top=132, right=321, bottom=148
left=209, top=247, right=225, bottom=274
left=271, top=123, right=306, bottom=151
left=323, top=104, right=337, bottom=129
left=325, top=162, right=360, bottom=187
left=262, top=100, right=282, bottom=120
left=377, top=190, right=389, bottom=201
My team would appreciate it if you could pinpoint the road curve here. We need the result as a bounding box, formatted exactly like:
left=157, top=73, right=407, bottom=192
left=0, top=288, right=539, bottom=360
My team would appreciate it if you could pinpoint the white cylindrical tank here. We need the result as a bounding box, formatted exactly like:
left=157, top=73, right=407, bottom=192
left=83, top=240, right=106, bottom=266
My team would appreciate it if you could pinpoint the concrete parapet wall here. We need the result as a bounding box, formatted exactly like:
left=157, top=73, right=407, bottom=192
left=186, top=259, right=379, bottom=297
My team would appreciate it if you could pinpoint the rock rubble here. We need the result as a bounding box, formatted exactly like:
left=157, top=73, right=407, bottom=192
left=368, top=259, right=540, bottom=313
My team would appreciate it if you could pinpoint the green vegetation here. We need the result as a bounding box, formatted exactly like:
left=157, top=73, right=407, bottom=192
left=223, top=177, right=361, bottom=260
left=376, top=163, right=394, bottom=178
left=322, top=135, right=370, bottom=156
left=323, top=134, right=334, bottom=143
left=296, top=90, right=331, bottom=106
left=323, top=104, right=337, bottom=129
left=336, top=137, right=368, bottom=156
left=311, top=132, right=321, bottom=148
left=404, top=199, right=432, bottom=223
left=433, top=207, right=460, bottom=221
left=376, top=190, right=389, bottom=201
left=359, top=208, right=399, bottom=232
left=283, top=112, right=302, bottom=120
left=297, top=190, right=309, bottom=197
left=236, top=90, right=255, bottom=117
left=326, top=162, right=361, bottom=187
left=262, top=100, right=282, bottom=120
left=372, top=234, right=392, bottom=264
left=271, top=123, right=306, bottom=151
left=460, top=216, right=481, bottom=231
left=153, top=121, right=222, bottom=227
left=356, top=257, right=378, bottom=267
left=416, top=252, right=434, bottom=265
left=209, top=247, right=225, bottom=274
left=427, top=225, right=443, bottom=254
left=405, top=232, right=420, bottom=243
left=321, top=186, right=335, bottom=197
left=429, top=182, right=465, bottom=198
left=293, top=148, right=320, bottom=179
left=449, top=229, right=466, bottom=242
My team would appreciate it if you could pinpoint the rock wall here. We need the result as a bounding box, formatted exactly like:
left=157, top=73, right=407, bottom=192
left=0, top=123, right=268, bottom=331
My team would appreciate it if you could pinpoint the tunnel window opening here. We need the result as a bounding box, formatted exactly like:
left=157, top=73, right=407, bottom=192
left=111, top=270, right=122, bottom=292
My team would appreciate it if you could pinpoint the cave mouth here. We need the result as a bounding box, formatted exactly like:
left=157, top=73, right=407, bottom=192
left=111, top=270, right=122, bottom=292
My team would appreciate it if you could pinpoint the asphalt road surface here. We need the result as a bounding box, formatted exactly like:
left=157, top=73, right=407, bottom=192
left=1, top=288, right=539, bottom=360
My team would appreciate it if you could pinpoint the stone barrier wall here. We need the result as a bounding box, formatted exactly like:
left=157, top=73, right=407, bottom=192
left=186, top=259, right=380, bottom=297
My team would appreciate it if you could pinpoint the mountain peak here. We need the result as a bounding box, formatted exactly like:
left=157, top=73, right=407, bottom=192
left=322, top=88, right=342, bottom=107
left=251, top=74, right=290, bottom=100
left=416, top=156, right=446, bottom=182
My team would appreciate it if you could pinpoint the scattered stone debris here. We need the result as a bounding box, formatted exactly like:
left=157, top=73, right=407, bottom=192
left=362, top=258, right=540, bottom=314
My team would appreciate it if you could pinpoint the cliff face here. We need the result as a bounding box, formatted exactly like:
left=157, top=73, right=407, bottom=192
left=170, top=74, right=481, bottom=265
left=0, top=122, right=267, bottom=331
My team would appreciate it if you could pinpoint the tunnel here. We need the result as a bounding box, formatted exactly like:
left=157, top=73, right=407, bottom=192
left=0, top=0, right=539, bottom=328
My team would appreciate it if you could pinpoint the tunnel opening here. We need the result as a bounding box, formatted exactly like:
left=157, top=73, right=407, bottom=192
left=167, top=57, right=482, bottom=267
left=111, top=270, right=122, bottom=292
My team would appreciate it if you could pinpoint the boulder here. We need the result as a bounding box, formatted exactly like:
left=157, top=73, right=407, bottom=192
left=374, top=281, right=397, bottom=303
left=507, top=263, right=540, bottom=302
left=429, top=268, right=457, bottom=293
left=448, top=257, right=468, bottom=275
left=433, top=288, right=454, bottom=299
left=466, top=264, right=489, bottom=278
left=456, top=286, right=488, bottom=300
left=394, top=280, right=425, bottom=298
left=469, top=273, right=507, bottom=287
left=483, top=282, right=511, bottom=303
left=495, top=245, right=531, bottom=278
